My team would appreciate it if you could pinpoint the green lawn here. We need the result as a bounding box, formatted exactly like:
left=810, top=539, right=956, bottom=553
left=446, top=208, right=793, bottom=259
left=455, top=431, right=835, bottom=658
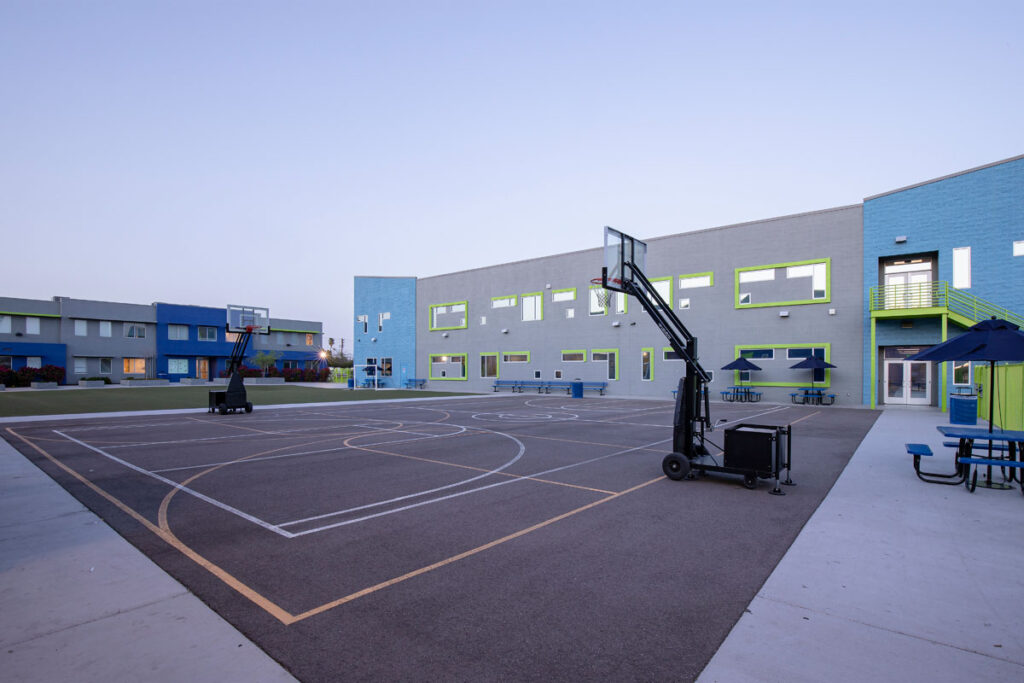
left=0, top=385, right=472, bottom=418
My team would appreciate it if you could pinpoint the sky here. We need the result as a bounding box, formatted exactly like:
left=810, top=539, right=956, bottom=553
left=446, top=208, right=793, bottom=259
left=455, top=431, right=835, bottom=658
left=2, top=1, right=1022, bottom=355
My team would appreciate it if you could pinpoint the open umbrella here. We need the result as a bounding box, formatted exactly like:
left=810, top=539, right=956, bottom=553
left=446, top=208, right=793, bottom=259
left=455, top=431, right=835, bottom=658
left=907, top=318, right=1024, bottom=437
left=789, top=355, right=836, bottom=390
left=721, top=356, right=762, bottom=384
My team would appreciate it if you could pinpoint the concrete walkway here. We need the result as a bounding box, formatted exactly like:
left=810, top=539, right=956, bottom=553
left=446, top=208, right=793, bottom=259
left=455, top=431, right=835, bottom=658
left=699, top=407, right=1024, bottom=682
left=3, top=404, right=1022, bottom=681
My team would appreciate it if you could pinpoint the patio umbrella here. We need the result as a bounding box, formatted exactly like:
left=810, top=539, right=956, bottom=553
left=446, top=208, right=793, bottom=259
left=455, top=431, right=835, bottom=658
left=907, top=317, right=1024, bottom=436
left=789, top=355, right=836, bottom=389
left=721, top=357, right=761, bottom=386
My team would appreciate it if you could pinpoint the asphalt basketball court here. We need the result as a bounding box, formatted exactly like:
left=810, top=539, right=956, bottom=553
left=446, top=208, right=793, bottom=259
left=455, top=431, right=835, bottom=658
left=2, top=394, right=878, bottom=681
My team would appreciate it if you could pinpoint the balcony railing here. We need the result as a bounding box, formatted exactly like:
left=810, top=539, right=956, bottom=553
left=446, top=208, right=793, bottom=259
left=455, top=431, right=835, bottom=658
left=869, top=281, right=1024, bottom=328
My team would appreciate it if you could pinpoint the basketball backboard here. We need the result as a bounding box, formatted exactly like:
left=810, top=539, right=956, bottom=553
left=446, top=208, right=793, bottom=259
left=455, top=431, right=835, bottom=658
left=603, top=226, right=648, bottom=293
left=226, top=305, right=270, bottom=334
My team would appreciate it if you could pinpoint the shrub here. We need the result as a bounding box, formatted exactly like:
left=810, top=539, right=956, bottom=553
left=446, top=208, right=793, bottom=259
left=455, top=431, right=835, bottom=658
left=282, top=368, right=303, bottom=382
left=38, top=365, right=66, bottom=384
left=0, top=365, right=14, bottom=387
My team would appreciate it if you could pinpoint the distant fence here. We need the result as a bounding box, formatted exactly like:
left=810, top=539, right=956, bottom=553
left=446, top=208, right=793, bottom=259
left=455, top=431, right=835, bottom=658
left=977, top=363, right=1024, bottom=431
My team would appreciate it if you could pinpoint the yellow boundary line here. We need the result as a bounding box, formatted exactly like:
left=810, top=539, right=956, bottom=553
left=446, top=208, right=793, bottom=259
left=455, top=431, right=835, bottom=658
left=4, top=426, right=663, bottom=626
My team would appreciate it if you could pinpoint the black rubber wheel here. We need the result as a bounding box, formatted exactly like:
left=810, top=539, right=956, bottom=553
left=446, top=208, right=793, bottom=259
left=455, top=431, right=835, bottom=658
left=662, top=453, right=690, bottom=480
left=218, top=403, right=228, bottom=415
left=743, top=474, right=757, bottom=490
left=245, top=402, right=253, bottom=413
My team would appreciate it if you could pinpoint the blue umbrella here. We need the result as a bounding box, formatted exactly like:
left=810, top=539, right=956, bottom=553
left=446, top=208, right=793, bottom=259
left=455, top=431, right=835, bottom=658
left=908, top=318, right=1024, bottom=435
left=722, top=357, right=761, bottom=386
left=789, top=355, right=836, bottom=389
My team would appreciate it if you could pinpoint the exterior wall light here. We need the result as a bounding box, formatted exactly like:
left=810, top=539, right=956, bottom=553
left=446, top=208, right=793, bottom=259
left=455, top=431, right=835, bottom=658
left=501, top=328, right=509, bottom=334
left=779, top=311, right=789, bottom=318
left=895, top=236, right=907, bottom=243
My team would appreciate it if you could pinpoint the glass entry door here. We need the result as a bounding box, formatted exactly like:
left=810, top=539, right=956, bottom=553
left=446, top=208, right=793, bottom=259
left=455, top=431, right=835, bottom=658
left=884, top=360, right=931, bottom=405
left=197, top=358, right=209, bottom=380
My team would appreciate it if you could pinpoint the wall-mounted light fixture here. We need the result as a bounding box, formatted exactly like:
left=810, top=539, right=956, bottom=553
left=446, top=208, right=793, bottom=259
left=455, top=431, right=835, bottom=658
left=779, top=311, right=789, bottom=318
left=371, top=337, right=377, bottom=342
left=612, top=321, right=621, bottom=327
left=828, top=308, right=836, bottom=316
left=442, top=332, right=449, bottom=338
left=501, top=328, right=509, bottom=334
left=895, top=236, right=907, bottom=244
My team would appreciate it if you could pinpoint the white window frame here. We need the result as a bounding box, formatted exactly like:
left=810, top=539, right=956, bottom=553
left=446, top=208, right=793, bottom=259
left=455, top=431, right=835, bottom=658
left=953, top=247, right=971, bottom=289
left=589, top=288, right=606, bottom=316
left=0, top=315, right=10, bottom=333
left=521, top=293, right=542, bottom=322
left=99, top=321, right=112, bottom=337
left=678, top=298, right=690, bottom=310
left=123, top=358, right=146, bottom=375
left=27, top=356, right=42, bottom=369
left=565, top=308, right=575, bottom=319
left=74, top=357, right=87, bottom=374
left=739, top=268, right=775, bottom=283
left=124, top=323, right=146, bottom=339
left=74, top=319, right=87, bottom=336
left=491, top=296, right=516, bottom=309
left=357, top=315, right=368, bottom=334
left=26, top=317, right=40, bottom=335
left=502, top=352, right=529, bottom=363
left=561, top=351, right=586, bottom=362
left=678, top=274, right=712, bottom=289
left=378, top=311, right=390, bottom=332
left=198, top=326, right=217, bottom=342
left=551, top=289, right=576, bottom=303
left=99, top=358, right=112, bottom=374
left=168, top=324, right=189, bottom=341
left=168, top=358, right=189, bottom=374
left=1014, top=240, right=1024, bottom=257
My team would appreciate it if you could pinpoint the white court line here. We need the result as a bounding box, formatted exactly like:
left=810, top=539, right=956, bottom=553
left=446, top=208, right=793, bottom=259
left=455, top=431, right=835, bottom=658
left=53, top=429, right=296, bottom=538
left=284, top=436, right=669, bottom=537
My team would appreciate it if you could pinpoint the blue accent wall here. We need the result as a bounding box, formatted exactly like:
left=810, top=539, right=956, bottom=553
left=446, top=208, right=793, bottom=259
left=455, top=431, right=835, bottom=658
left=353, top=277, right=417, bottom=387
left=155, top=303, right=236, bottom=380
left=862, top=156, right=1024, bottom=401
left=0, top=342, right=67, bottom=374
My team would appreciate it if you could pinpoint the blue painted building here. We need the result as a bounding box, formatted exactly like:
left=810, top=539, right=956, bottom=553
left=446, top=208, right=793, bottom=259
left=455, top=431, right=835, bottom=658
left=863, top=155, right=1024, bottom=408
left=353, top=277, right=417, bottom=388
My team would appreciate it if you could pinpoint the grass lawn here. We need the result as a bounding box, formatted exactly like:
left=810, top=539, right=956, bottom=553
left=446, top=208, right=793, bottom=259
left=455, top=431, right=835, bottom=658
left=0, top=385, right=473, bottom=418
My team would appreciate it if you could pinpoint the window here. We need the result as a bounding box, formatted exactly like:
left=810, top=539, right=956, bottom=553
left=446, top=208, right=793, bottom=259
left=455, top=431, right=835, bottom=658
left=0, top=355, right=11, bottom=367
left=663, top=348, right=682, bottom=361
left=737, top=259, right=830, bottom=307
left=480, top=316, right=487, bottom=325
left=0, top=315, right=9, bottom=333
left=99, top=321, right=112, bottom=337
left=522, top=293, right=542, bottom=322
left=429, top=353, right=467, bottom=380
left=26, top=317, right=40, bottom=335
left=123, top=358, right=146, bottom=374
left=561, top=350, right=586, bottom=362
left=591, top=349, right=618, bottom=381
left=678, top=273, right=713, bottom=289
left=554, top=370, right=563, bottom=379
left=283, top=360, right=300, bottom=369
left=787, top=347, right=828, bottom=382
left=651, top=278, right=671, bottom=308
left=27, top=356, right=42, bottom=369
left=365, top=357, right=377, bottom=375
left=168, top=324, right=188, bottom=340
left=739, top=269, right=775, bottom=283
left=226, top=331, right=240, bottom=343
left=491, top=296, right=516, bottom=308
left=168, top=358, right=188, bottom=374
left=480, top=353, right=498, bottom=378
left=99, top=358, right=112, bottom=374
left=953, top=360, right=971, bottom=386
left=306, top=333, right=314, bottom=346
left=953, top=247, right=971, bottom=289
left=551, top=288, right=576, bottom=302
left=614, top=292, right=627, bottom=314
left=198, top=326, right=217, bottom=341
left=357, top=315, right=368, bottom=334
left=739, top=293, right=751, bottom=305
left=589, top=287, right=606, bottom=316
left=430, top=302, right=468, bottom=331
left=378, top=312, right=390, bottom=332
left=380, top=357, right=393, bottom=377
left=124, top=323, right=146, bottom=339
left=503, top=352, right=529, bottom=363
left=641, top=348, right=653, bottom=381
left=74, top=319, right=87, bottom=336
left=74, top=357, right=87, bottom=374
left=1015, top=241, right=1024, bottom=257
left=741, top=349, right=775, bottom=360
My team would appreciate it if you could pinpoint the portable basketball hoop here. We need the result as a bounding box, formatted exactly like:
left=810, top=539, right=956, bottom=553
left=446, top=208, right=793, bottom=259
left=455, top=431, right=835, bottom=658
left=590, top=277, right=613, bottom=308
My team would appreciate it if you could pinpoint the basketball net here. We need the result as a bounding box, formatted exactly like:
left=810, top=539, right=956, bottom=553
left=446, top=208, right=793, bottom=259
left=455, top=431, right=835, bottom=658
left=590, top=278, right=612, bottom=308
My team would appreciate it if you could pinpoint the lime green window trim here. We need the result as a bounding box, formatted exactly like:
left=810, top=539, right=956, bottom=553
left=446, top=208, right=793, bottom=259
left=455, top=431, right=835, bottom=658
left=521, top=291, right=544, bottom=321
left=480, top=352, right=499, bottom=379
left=662, top=346, right=683, bottom=361
left=0, top=311, right=61, bottom=318
left=650, top=277, right=672, bottom=308
left=735, top=258, right=831, bottom=309
left=641, top=347, right=654, bottom=381
left=615, top=290, right=628, bottom=314
left=273, top=327, right=319, bottom=334
left=678, top=272, right=714, bottom=288
left=561, top=349, right=587, bottom=362
left=551, top=287, right=577, bottom=302
left=491, top=295, right=518, bottom=308
left=428, top=352, right=468, bottom=381
left=502, top=351, right=531, bottom=363
left=591, top=348, right=620, bottom=380
left=732, top=342, right=832, bottom=387
left=429, top=301, right=469, bottom=331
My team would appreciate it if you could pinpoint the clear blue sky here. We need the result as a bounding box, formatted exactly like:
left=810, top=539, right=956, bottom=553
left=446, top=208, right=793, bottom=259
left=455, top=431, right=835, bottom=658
left=2, top=1, right=1021, bottom=354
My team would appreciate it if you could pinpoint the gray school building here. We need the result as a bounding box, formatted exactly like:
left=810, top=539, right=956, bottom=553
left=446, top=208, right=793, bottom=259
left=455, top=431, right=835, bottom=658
left=356, top=154, right=1023, bottom=409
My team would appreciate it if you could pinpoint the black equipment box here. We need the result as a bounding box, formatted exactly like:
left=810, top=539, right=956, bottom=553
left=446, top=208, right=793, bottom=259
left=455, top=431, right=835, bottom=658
left=724, top=425, right=781, bottom=473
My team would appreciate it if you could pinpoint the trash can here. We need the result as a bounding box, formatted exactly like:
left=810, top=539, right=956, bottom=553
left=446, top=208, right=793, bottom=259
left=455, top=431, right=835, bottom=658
left=949, top=394, right=978, bottom=425
left=347, top=378, right=354, bottom=389
left=570, top=381, right=584, bottom=399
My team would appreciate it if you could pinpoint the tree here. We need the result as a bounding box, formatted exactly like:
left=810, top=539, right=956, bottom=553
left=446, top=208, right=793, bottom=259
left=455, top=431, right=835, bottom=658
left=324, top=336, right=351, bottom=368
left=248, top=350, right=281, bottom=377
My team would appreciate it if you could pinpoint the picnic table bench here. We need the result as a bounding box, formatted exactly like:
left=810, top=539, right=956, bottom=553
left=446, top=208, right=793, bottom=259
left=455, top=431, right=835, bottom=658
left=404, top=378, right=427, bottom=389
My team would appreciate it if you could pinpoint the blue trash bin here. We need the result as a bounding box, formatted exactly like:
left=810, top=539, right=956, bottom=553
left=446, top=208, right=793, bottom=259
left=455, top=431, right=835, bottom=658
left=949, top=394, right=977, bottom=425
left=347, top=378, right=354, bottom=389
left=570, top=381, right=584, bottom=399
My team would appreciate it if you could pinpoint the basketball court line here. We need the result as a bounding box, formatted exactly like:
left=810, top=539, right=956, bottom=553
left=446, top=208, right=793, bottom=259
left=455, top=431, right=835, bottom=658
left=5, top=422, right=670, bottom=626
